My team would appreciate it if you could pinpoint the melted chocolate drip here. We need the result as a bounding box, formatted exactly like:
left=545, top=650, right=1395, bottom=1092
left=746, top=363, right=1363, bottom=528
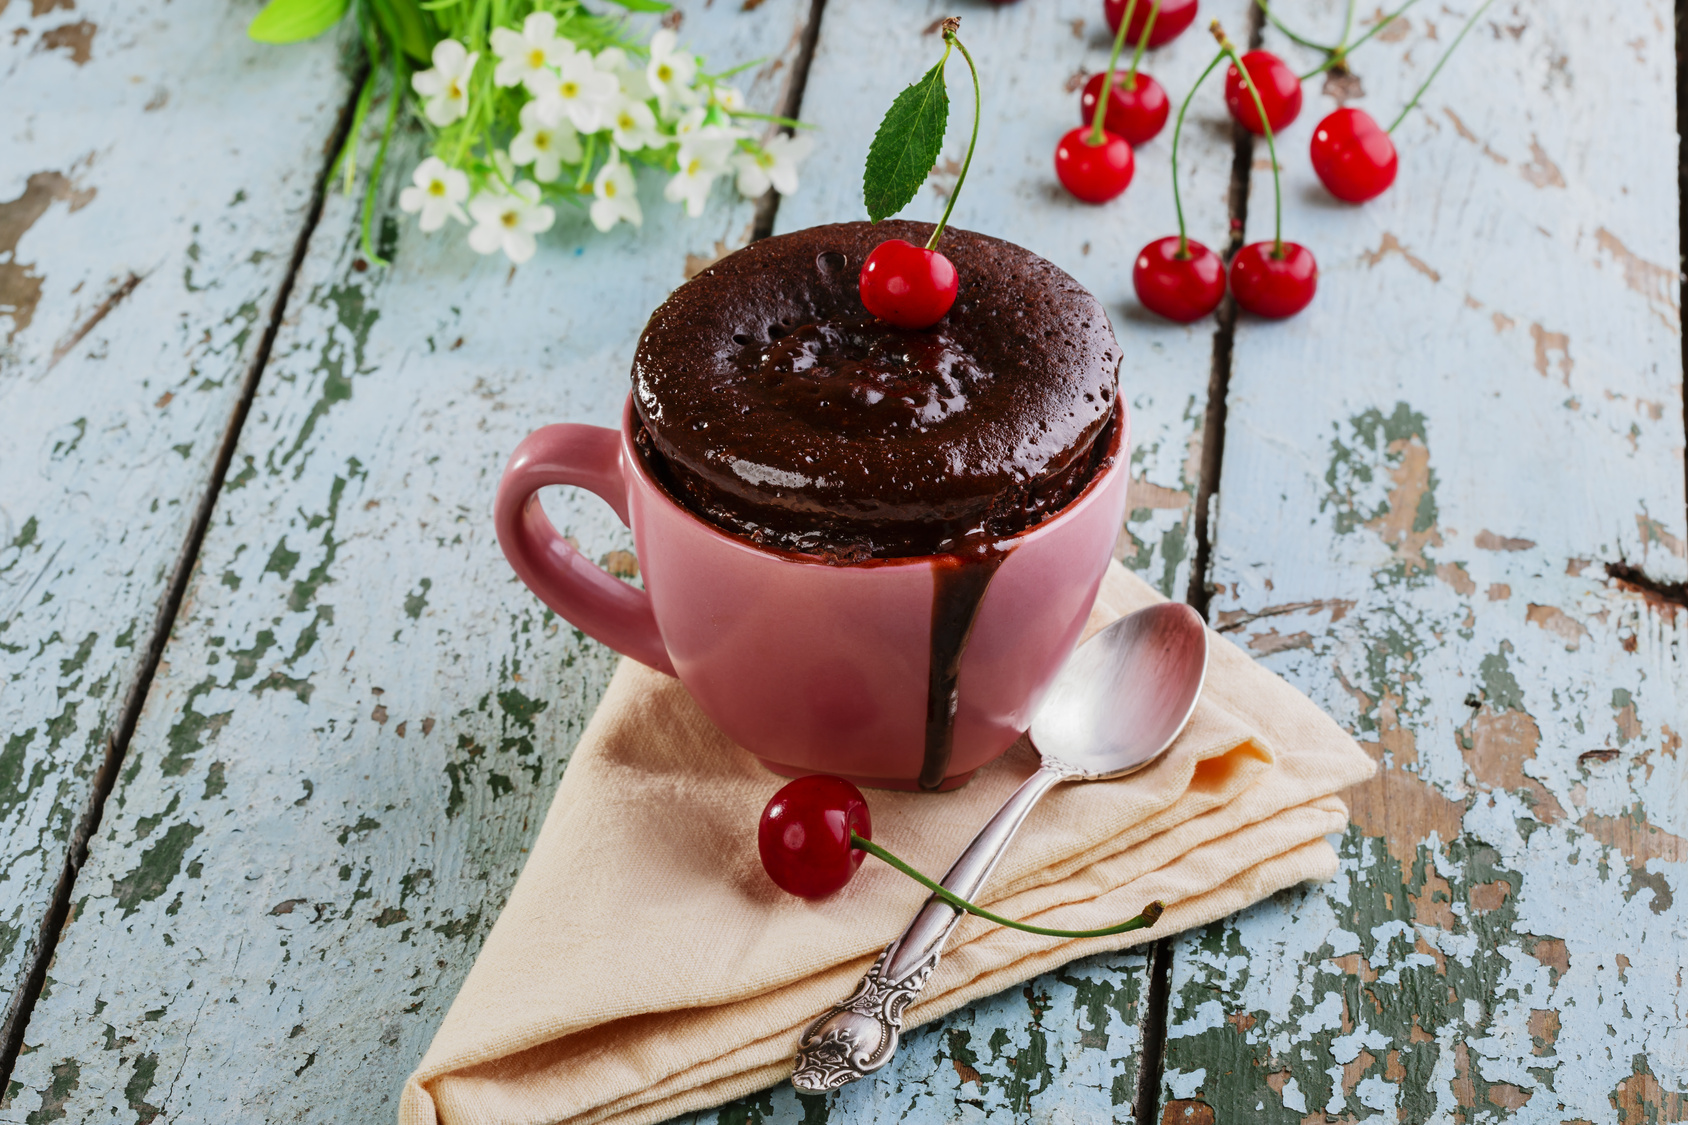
left=921, top=545, right=1008, bottom=790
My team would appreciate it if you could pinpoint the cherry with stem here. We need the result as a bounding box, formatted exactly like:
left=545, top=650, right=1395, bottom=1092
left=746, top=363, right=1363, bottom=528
left=755, top=775, right=1165, bottom=938
left=1132, top=47, right=1229, bottom=322
left=859, top=18, right=981, bottom=330
left=1081, top=0, right=1168, bottom=146
left=1214, top=20, right=1317, bottom=318
left=1310, top=0, right=1494, bottom=203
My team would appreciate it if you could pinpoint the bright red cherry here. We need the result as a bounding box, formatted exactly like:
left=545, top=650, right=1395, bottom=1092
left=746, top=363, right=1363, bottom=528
left=1080, top=71, right=1170, bottom=146
left=1224, top=50, right=1302, bottom=136
left=1229, top=241, right=1317, bottom=318
left=1310, top=107, right=1398, bottom=202
left=1104, top=0, right=1199, bottom=48
left=1133, top=236, right=1225, bottom=322
left=859, top=239, right=959, bottom=329
left=1054, top=127, right=1135, bottom=203
left=758, top=775, right=873, bottom=899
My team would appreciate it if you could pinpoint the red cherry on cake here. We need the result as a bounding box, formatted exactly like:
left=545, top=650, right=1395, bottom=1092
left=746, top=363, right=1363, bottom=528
left=1310, top=107, right=1398, bottom=202
left=1133, top=236, right=1225, bottom=322
left=1104, top=0, right=1199, bottom=48
left=1224, top=50, right=1301, bottom=136
left=1080, top=71, right=1170, bottom=146
left=1229, top=241, right=1317, bottom=318
left=859, top=239, right=959, bottom=330
left=759, top=775, right=873, bottom=899
left=1055, top=127, right=1135, bottom=203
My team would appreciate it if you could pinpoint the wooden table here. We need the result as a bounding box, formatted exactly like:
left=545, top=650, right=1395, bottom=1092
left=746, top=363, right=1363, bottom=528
left=3, top=0, right=1683, bottom=1119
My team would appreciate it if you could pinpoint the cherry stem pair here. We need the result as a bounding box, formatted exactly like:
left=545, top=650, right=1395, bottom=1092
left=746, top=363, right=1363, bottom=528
left=851, top=833, right=1165, bottom=939
left=1260, top=0, right=1419, bottom=81
left=1087, top=0, right=1162, bottom=147
left=925, top=22, right=982, bottom=253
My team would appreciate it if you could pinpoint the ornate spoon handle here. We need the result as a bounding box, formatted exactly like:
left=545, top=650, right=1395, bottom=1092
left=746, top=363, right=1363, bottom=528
left=790, top=764, right=1068, bottom=1092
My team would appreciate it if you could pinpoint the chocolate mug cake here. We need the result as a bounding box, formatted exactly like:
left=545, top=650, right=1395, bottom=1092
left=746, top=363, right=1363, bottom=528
left=632, top=220, right=1121, bottom=561
left=629, top=221, right=1122, bottom=788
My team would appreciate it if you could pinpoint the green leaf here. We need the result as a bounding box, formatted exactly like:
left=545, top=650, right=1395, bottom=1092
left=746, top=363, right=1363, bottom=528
left=863, top=58, right=949, bottom=223
left=602, top=0, right=670, bottom=10
left=367, top=0, right=436, bottom=64
left=248, top=0, right=351, bottom=43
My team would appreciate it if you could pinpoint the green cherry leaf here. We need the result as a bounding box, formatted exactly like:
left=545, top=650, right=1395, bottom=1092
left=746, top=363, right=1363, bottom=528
left=862, top=57, right=949, bottom=223
left=248, top=0, right=352, bottom=43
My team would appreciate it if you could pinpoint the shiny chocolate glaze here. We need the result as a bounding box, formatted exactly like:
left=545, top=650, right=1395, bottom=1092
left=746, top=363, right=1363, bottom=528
left=632, top=221, right=1121, bottom=560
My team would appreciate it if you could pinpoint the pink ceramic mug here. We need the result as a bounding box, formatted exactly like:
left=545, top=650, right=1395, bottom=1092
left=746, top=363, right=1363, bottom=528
left=494, top=398, right=1130, bottom=790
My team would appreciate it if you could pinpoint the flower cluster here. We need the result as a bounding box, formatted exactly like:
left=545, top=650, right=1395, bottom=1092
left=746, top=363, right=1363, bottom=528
left=398, top=12, right=812, bottom=264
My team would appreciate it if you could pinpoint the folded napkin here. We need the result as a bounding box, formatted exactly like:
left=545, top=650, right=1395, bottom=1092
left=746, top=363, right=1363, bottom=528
left=400, top=563, right=1376, bottom=1125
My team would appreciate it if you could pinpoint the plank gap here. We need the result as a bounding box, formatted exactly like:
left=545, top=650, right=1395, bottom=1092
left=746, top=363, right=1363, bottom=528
left=1186, top=2, right=1264, bottom=623
left=750, top=0, right=830, bottom=242
left=0, top=61, right=371, bottom=1093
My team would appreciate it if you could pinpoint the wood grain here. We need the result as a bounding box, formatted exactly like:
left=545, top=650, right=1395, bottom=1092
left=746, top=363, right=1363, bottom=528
left=0, top=0, right=351, bottom=1039
left=1158, top=0, right=1688, bottom=1117
left=1, top=3, right=818, bottom=1120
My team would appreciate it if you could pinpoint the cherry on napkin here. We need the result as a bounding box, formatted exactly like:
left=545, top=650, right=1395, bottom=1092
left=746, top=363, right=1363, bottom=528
left=400, top=563, right=1376, bottom=1125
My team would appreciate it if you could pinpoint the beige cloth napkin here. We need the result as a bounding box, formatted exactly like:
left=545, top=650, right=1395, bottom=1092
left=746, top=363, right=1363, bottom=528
left=400, top=563, right=1376, bottom=1125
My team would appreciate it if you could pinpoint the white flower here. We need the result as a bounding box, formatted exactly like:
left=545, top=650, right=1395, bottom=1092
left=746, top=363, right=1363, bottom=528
left=533, top=47, right=620, bottom=134
left=646, top=29, right=699, bottom=113
left=732, top=132, right=813, bottom=198
left=490, top=13, right=573, bottom=94
left=609, top=95, right=664, bottom=153
left=596, top=46, right=654, bottom=101
left=672, top=105, right=708, bottom=140
left=591, top=159, right=643, bottom=231
left=664, top=128, right=737, bottom=217
left=510, top=100, right=581, bottom=182
left=712, top=85, right=745, bottom=113
left=467, top=181, right=555, bottom=264
left=412, top=39, right=478, bottom=127
left=397, top=156, right=470, bottom=231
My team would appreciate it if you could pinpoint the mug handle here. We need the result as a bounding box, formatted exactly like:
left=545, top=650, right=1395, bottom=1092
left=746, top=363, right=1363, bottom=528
left=494, top=424, right=676, bottom=676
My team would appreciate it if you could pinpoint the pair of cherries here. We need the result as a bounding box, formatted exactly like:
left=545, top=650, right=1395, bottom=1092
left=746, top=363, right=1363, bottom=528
left=1133, top=235, right=1317, bottom=321
left=1052, top=0, right=1196, bottom=204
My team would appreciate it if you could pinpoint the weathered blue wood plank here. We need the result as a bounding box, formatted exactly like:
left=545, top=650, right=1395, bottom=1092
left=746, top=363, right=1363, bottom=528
left=0, top=0, right=350, bottom=1038
left=1160, top=0, right=1688, bottom=1118
left=2, top=3, right=820, bottom=1121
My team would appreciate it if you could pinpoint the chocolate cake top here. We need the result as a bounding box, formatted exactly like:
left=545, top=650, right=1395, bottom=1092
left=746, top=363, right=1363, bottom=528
left=631, top=220, right=1121, bottom=558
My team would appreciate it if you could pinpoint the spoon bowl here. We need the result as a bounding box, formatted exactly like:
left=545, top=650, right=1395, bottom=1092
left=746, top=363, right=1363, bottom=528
left=1030, top=601, right=1210, bottom=779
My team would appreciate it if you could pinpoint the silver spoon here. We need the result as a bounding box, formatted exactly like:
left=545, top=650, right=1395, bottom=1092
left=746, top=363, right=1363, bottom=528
left=790, top=601, right=1210, bottom=1093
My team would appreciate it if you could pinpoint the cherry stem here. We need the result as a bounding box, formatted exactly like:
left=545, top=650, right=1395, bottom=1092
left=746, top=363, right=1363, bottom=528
left=1125, top=0, right=1160, bottom=82
left=926, top=24, right=980, bottom=252
left=1089, top=0, right=1136, bottom=145
left=1169, top=50, right=1227, bottom=256
left=1299, top=0, right=1421, bottom=80
left=1252, top=0, right=1333, bottom=54
left=851, top=834, right=1165, bottom=939
left=1213, top=21, right=1284, bottom=257
left=1387, top=0, right=1494, bottom=133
